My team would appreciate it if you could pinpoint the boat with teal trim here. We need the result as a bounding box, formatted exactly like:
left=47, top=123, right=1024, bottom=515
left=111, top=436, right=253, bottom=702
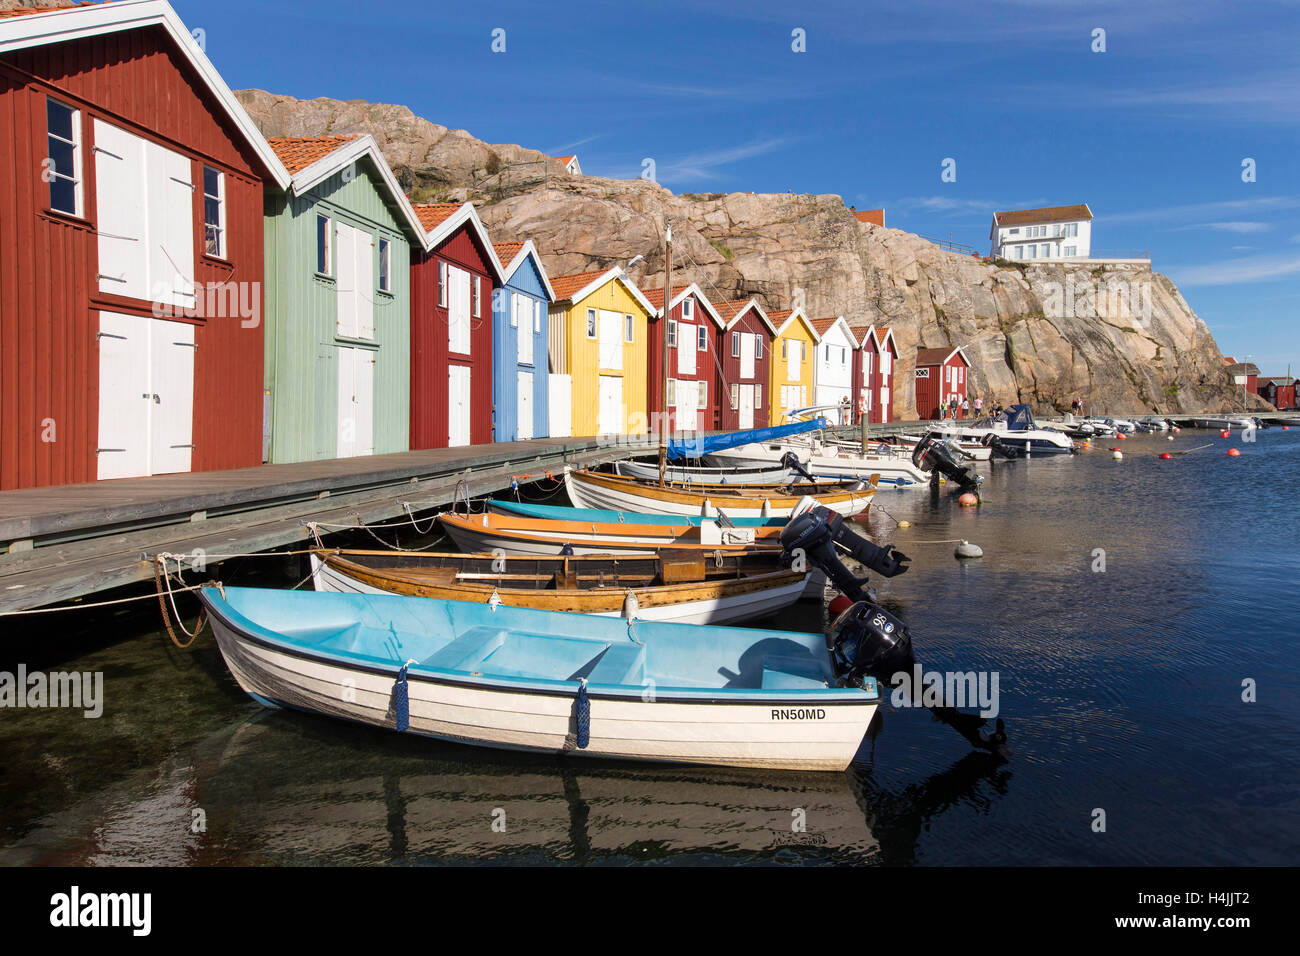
left=197, top=586, right=881, bottom=771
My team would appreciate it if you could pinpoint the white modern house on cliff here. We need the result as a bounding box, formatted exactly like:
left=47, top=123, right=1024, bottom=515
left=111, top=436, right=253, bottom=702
left=990, top=204, right=1092, bottom=260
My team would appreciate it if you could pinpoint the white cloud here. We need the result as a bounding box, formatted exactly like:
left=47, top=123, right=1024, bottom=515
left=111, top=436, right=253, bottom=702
left=1170, top=253, right=1300, bottom=287
left=1100, top=196, right=1300, bottom=226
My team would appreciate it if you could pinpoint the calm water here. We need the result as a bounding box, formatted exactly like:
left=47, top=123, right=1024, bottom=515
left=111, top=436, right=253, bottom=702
left=2, top=428, right=1297, bottom=865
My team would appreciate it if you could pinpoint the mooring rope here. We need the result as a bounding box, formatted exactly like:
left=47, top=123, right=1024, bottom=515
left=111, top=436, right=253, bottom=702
left=153, top=554, right=207, bottom=648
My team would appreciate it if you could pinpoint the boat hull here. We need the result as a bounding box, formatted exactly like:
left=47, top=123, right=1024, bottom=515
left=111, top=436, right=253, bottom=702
left=309, top=552, right=808, bottom=626
left=202, top=590, right=877, bottom=772
left=704, top=443, right=928, bottom=485
left=564, top=469, right=874, bottom=518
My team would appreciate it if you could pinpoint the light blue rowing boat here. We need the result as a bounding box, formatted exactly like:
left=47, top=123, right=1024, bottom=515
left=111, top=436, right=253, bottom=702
left=486, top=499, right=788, bottom=528
left=198, top=586, right=879, bottom=771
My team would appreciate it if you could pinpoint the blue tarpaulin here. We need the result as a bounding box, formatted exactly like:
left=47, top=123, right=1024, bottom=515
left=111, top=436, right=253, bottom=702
left=667, top=418, right=829, bottom=459
left=1004, top=404, right=1036, bottom=431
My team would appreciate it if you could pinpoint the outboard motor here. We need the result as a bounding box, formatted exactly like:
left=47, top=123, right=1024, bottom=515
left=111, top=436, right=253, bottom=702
left=780, top=504, right=1009, bottom=756
left=778, top=450, right=818, bottom=484
left=911, top=435, right=982, bottom=493
left=779, top=505, right=912, bottom=679
left=980, top=432, right=1021, bottom=460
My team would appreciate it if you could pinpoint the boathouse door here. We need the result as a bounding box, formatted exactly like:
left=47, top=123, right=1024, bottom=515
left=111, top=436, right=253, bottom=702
left=336, top=346, right=374, bottom=457
left=449, top=365, right=472, bottom=446
left=97, top=312, right=195, bottom=479
left=517, top=371, right=534, bottom=440
left=598, top=375, right=623, bottom=434
left=739, top=384, right=755, bottom=429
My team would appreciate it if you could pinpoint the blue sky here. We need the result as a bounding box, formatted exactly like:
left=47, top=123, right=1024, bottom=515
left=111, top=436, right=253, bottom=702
left=181, top=0, right=1300, bottom=375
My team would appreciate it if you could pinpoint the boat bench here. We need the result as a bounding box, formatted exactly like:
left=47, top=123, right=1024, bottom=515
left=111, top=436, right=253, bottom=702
left=583, top=643, right=646, bottom=686
left=760, top=654, right=830, bottom=690
left=421, top=627, right=508, bottom=671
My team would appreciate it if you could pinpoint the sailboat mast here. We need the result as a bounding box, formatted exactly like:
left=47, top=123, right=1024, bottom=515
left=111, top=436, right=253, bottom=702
left=658, top=221, right=672, bottom=487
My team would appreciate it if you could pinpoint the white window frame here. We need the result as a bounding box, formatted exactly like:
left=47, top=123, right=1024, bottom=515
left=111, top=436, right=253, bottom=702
left=533, top=299, right=541, bottom=333
left=667, top=319, right=677, bottom=348
left=754, top=384, right=761, bottom=408
left=377, top=237, right=391, bottom=292
left=317, top=215, right=332, bottom=276
left=586, top=308, right=597, bottom=338
left=697, top=379, right=707, bottom=409
left=666, top=378, right=676, bottom=405
left=697, top=325, right=707, bottom=351
left=756, top=336, right=762, bottom=359
left=472, top=275, right=481, bottom=317
left=202, top=165, right=225, bottom=259
left=730, top=383, right=739, bottom=409
left=438, top=261, right=448, bottom=307
left=624, top=314, right=633, bottom=343
left=731, top=331, right=740, bottom=357
left=509, top=291, right=518, bottom=327
left=45, top=98, right=82, bottom=217
left=682, top=298, right=694, bottom=320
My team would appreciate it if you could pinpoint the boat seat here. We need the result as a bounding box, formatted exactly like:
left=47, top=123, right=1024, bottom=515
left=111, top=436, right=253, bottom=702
left=583, top=643, right=647, bottom=686
left=421, top=627, right=508, bottom=671
left=760, top=654, right=830, bottom=690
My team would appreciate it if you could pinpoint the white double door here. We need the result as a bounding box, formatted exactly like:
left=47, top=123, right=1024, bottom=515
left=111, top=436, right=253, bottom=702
left=336, top=346, right=374, bottom=458
left=598, top=375, right=623, bottom=434
left=97, top=311, right=195, bottom=479
left=738, top=384, right=755, bottom=429
left=449, top=365, right=472, bottom=447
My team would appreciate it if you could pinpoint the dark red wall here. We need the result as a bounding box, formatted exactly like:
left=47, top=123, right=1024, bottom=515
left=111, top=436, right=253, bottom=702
left=0, top=27, right=267, bottom=490
left=646, top=292, right=719, bottom=432
left=409, top=227, right=495, bottom=449
left=717, top=308, right=773, bottom=431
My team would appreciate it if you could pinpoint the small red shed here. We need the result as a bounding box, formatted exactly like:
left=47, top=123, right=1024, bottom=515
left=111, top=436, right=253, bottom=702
left=644, top=283, right=725, bottom=433
left=409, top=202, right=504, bottom=449
left=1257, top=376, right=1296, bottom=410
left=714, top=298, right=775, bottom=431
left=860, top=327, right=899, bottom=424
left=0, top=0, right=289, bottom=489
left=915, top=346, right=971, bottom=420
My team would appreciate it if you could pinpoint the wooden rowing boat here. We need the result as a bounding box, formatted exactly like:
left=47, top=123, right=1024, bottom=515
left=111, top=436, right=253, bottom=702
left=564, top=467, right=877, bottom=517
left=437, top=510, right=785, bottom=556
left=309, top=549, right=808, bottom=625
left=197, top=586, right=881, bottom=771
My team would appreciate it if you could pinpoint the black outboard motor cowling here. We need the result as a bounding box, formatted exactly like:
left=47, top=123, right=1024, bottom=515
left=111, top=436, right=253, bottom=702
left=911, top=435, right=982, bottom=492
left=828, top=599, right=913, bottom=687
left=779, top=450, right=818, bottom=484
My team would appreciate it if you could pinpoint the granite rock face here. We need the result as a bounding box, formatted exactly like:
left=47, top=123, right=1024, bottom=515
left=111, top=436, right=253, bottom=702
left=236, top=90, right=1253, bottom=416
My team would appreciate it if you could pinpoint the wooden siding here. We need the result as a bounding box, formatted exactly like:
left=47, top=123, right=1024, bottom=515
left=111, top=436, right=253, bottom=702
left=0, top=27, right=267, bottom=490
left=263, top=160, right=412, bottom=463
left=410, top=227, right=495, bottom=449
left=646, top=291, right=718, bottom=432
left=718, top=309, right=772, bottom=431
left=492, top=253, right=550, bottom=441
left=769, top=321, right=816, bottom=426
left=552, top=279, right=649, bottom=437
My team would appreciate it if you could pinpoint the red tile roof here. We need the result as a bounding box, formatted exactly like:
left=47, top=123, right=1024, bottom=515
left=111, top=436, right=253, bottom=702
left=411, top=202, right=462, bottom=232
left=492, top=241, right=525, bottom=266
left=993, top=204, right=1092, bottom=227
left=711, top=298, right=754, bottom=322
left=266, top=135, right=358, bottom=174
left=641, top=284, right=691, bottom=311
left=768, top=308, right=794, bottom=323
left=0, top=2, right=98, bottom=19
left=809, top=317, right=843, bottom=337
left=550, top=269, right=614, bottom=302
left=853, top=209, right=885, bottom=227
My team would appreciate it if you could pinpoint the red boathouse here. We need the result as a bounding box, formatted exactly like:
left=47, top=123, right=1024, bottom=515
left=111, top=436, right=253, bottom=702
left=0, top=0, right=289, bottom=489
left=714, top=298, right=775, bottom=431
left=915, top=346, right=971, bottom=420
left=409, top=202, right=503, bottom=448
left=644, top=283, right=724, bottom=433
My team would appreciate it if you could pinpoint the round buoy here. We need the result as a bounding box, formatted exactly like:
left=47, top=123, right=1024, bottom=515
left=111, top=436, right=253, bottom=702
left=954, top=540, right=983, bottom=559
left=1166, top=435, right=1175, bottom=441
left=828, top=594, right=854, bottom=619
left=1159, top=452, right=1173, bottom=459
left=1112, top=450, right=1123, bottom=460
left=1219, top=430, right=1230, bottom=439
left=897, top=520, right=911, bottom=528
left=1284, top=426, right=1290, bottom=431
left=1227, top=448, right=1241, bottom=457
left=1109, top=446, right=1121, bottom=452
left=958, top=492, right=978, bottom=507
left=1172, top=426, right=1181, bottom=433
left=1117, top=432, right=1127, bottom=440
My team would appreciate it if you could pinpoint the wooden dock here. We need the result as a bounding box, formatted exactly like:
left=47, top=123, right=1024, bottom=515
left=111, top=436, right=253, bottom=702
left=0, top=435, right=652, bottom=613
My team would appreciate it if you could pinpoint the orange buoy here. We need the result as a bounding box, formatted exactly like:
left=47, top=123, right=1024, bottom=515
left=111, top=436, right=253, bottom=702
left=1226, top=448, right=1241, bottom=457
left=1219, top=430, right=1231, bottom=438
left=958, top=493, right=979, bottom=507
left=1159, top=452, right=1173, bottom=459
left=1117, top=432, right=1127, bottom=440
left=1284, top=426, right=1290, bottom=431
left=1172, top=426, right=1181, bottom=433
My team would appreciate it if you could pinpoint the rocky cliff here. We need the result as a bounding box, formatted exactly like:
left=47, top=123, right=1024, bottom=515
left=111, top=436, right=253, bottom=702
left=237, top=90, right=1254, bottom=417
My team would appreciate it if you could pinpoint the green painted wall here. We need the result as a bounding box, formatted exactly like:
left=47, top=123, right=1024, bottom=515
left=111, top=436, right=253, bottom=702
left=263, top=160, right=413, bottom=463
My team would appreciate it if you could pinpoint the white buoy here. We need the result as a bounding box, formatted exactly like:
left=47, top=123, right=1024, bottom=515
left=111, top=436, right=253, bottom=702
left=1112, top=450, right=1123, bottom=460
left=897, top=520, right=911, bottom=529
left=955, top=540, right=983, bottom=559
left=622, top=589, right=640, bottom=620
